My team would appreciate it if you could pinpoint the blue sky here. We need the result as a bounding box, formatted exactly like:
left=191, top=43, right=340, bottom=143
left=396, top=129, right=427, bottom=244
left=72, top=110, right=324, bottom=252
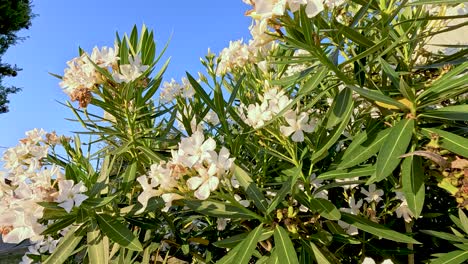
left=0, top=0, right=251, bottom=149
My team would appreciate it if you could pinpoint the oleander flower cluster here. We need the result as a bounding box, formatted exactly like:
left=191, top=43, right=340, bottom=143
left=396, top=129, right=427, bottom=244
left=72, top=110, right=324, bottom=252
left=0, top=129, right=87, bottom=246
left=237, top=85, right=317, bottom=142
left=59, top=44, right=149, bottom=107
left=137, top=130, right=235, bottom=212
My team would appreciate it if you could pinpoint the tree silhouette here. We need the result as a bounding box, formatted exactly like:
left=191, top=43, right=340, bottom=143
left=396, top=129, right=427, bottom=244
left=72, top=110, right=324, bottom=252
left=0, top=0, right=34, bottom=113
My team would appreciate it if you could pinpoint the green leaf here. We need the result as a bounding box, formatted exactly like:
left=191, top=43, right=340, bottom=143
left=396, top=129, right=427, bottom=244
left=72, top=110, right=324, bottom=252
left=375, top=119, right=414, bottom=182
left=421, top=230, right=468, bottom=243
left=420, top=105, right=468, bottom=121
left=341, top=212, right=420, bottom=244
left=267, top=166, right=302, bottom=214
left=185, top=200, right=263, bottom=220
left=327, top=87, right=353, bottom=129
left=339, top=126, right=390, bottom=169
left=402, top=155, right=425, bottom=218
left=267, top=248, right=279, bottom=264
left=310, top=242, right=331, bottom=264
left=421, top=128, right=468, bottom=157
left=186, top=72, right=217, bottom=112
left=122, top=162, right=137, bottom=193
left=213, top=230, right=273, bottom=248
left=348, top=85, right=409, bottom=110
left=307, top=198, right=341, bottom=221
left=95, top=213, right=143, bottom=251
left=88, top=220, right=109, bottom=264
left=267, top=179, right=292, bottom=214
left=274, top=226, right=299, bottom=264
left=409, top=0, right=468, bottom=6
left=43, top=225, right=85, bottom=264
left=216, top=242, right=242, bottom=264
left=235, top=224, right=264, bottom=264
left=136, top=145, right=163, bottom=162
left=41, top=215, right=76, bottom=235
left=336, top=22, right=375, bottom=48
left=459, top=209, right=468, bottom=235
left=82, top=194, right=118, bottom=208
left=430, top=250, right=468, bottom=264
left=234, top=165, right=269, bottom=213
left=318, top=166, right=375, bottom=180
left=311, top=99, right=354, bottom=163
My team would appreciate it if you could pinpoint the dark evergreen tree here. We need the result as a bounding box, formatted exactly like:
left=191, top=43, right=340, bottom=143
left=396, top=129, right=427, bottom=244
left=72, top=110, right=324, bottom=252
left=0, top=0, right=33, bottom=113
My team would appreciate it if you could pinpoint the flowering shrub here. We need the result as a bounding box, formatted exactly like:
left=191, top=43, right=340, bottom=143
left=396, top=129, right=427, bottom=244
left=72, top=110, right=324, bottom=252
left=1, top=1, right=468, bottom=264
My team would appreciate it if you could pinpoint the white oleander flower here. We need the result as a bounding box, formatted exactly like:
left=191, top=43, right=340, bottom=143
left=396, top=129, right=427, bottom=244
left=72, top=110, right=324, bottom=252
left=216, top=218, right=230, bottom=231
left=216, top=39, right=253, bottom=75
left=395, top=192, right=414, bottom=223
left=208, top=147, right=235, bottom=178
left=90, top=44, right=119, bottom=68
left=362, top=257, right=394, bottom=264
left=59, top=55, right=97, bottom=95
left=280, top=110, right=315, bottom=142
left=149, top=162, right=178, bottom=191
left=113, top=55, right=149, bottom=83
left=262, top=87, right=292, bottom=114
left=178, top=131, right=217, bottom=168
left=243, top=101, right=273, bottom=128
left=324, top=0, right=345, bottom=8
left=161, top=193, right=183, bottom=212
left=204, top=110, right=220, bottom=126
left=361, top=184, right=384, bottom=203
left=249, top=0, right=287, bottom=20
left=234, top=194, right=251, bottom=207
left=338, top=197, right=363, bottom=235
left=160, top=78, right=182, bottom=102
left=180, top=77, right=195, bottom=98
left=287, top=0, right=324, bottom=18
left=187, top=164, right=219, bottom=200
left=55, top=180, right=88, bottom=213
left=136, top=175, right=160, bottom=213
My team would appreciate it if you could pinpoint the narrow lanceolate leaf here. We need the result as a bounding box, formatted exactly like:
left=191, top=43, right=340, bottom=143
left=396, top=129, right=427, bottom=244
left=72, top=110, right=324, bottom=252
left=402, top=155, right=425, bottom=218
left=213, top=230, right=273, bottom=248
left=459, top=209, right=468, bottom=235
left=274, top=226, right=300, bottom=264
left=318, top=166, right=375, bottom=180
left=267, top=248, right=279, bottom=264
left=348, top=85, right=409, bottom=110
left=122, top=162, right=137, bottom=193
left=310, top=242, right=331, bottom=264
left=43, top=225, right=84, bottom=264
left=267, top=179, right=292, bottom=214
left=327, top=87, right=352, bottom=129
left=185, top=200, right=262, bottom=220
left=420, top=230, right=468, bottom=243
left=430, top=250, right=468, bottom=264
left=421, top=128, right=468, bottom=157
left=338, top=127, right=390, bottom=169
left=375, top=119, right=414, bottom=182
left=216, top=241, right=241, bottom=264
left=95, top=214, right=143, bottom=251
left=234, top=166, right=269, bottom=213
left=307, top=198, right=341, bottom=221
left=312, top=99, right=354, bottom=163
left=340, top=213, right=420, bottom=244
left=235, top=224, right=264, bottom=264
left=88, top=220, right=109, bottom=264
left=420, top=105, right=468, bottom=121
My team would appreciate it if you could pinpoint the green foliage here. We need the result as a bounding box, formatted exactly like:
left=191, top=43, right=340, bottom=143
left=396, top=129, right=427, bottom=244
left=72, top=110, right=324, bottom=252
left=9, top=1, right=467, bottom=263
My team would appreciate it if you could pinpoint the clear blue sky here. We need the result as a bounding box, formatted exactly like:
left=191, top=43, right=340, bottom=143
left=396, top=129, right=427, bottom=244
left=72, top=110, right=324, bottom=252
left=0, top=0, right=251, bottom=149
